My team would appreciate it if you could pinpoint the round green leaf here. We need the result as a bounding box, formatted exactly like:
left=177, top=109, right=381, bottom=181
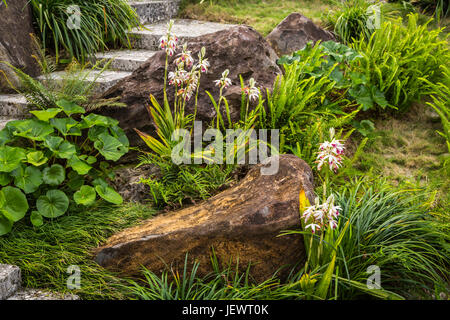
left=94, top=133, right=127, bottom=161
left=74, top=185, right=96, bottom=206
left=0, top=172, right=12, bottom=186
left=37, top=190, right=69, bottom=218
left=30, top=211, right=44, bottom=227
left=81, top=114, right=117, bottom=128
left=95, top=184, right=123, bottom=205
left=44, top=135, right=64, bottom=151
left=0, top=146, right=26, bottom=172
left=43, top=164, right=65, bottom=186
left=0, top=214, right=13, bottom=236
left=56, top=141, right=77, bottom=159
left=12, top=166, right=43, bottom=194
left=67, top=171, right=84, bottom=190
left=50, top=118, right=78, bottom=136
left=11, top=119, right=54, bottom=141
left=67, top=156, right=92, bottom=175
left=0, top=186, right=29, bottom=222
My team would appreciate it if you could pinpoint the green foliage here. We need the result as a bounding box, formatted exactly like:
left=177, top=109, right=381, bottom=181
left=325, top=0, right=386, bottom=44
left=421, top=64, right=450, bottom=154
left=138, top=159, right=236, bottom=209
left=352, top=13, right=449, bottom=110
left=1, top=57, right=126, bottom=112
left=272, top=41, right=381, bottom=165
left=29, top=0, right=140, bottom=63
left=334, top=179, right=449, bottom=298
left=0, top=99, right=129, bottom=235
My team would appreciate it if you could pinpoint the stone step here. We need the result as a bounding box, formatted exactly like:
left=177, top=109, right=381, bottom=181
left=7, top=288, right=79, bottom=300
left=0, top=94, right=29, bottom=117
left=0, top=264, right=80, bottom=300
left=0, top=264, right=21, bottom=300
left=128, top=0, right=180, bottom=25
left=93, top=49, right=157, bottom=72
left=38, top=70, right=132, bottom=95
left=0, top=69, right=132, bottom=118
left=128, top=19, right=235, bottom=50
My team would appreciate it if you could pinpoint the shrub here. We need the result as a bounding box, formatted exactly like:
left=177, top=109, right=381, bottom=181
left=137, top=159, right=237, bottom=208
left=29, top=0, right=140, bottom=63
left=352, top=13, right=449, bottom=110
left=0, top=99, right=128, bottom=235
left=271, top=41, right=383, bottom=164
left=421, top=64, right=450, bottom=154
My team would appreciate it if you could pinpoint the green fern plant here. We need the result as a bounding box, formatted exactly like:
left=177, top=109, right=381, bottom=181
left=421, top=64, right=450, bottom=153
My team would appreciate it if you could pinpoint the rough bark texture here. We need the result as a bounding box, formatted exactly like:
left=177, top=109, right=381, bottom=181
left=95, top=155, right=314, bottom=282
left=266, top=12, right=335, bottom=56
left=0, top=0, right=40, bottom=93
left=100, top=25, right=281, bottom=147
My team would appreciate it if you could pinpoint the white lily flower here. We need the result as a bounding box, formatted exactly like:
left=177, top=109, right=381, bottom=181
left=214, top=69, right=232, bottom=89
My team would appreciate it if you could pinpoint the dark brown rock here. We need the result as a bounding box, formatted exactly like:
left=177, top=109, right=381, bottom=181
left=100, top=25, right=281, bottom=146
left=0, top=0, right=40, bottom=93
left=95, top=154, right=314, bottom=282
left=266, top=12, right=335, bottom=56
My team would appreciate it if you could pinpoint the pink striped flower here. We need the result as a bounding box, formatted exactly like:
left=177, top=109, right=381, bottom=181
left=316, top=128, right=345, bottom=173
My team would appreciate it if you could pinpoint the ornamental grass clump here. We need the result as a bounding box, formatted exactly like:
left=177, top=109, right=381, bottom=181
left=30, top=0, right=140, bottom=63
left=352, top=13, right=449, bottom=110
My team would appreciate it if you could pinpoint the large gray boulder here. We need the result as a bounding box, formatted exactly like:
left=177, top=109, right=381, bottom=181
left=100, top=25, right=281, bottom=147
left=0, top=0, right=40, bottom=93
left=266, top=12, right=335, bottom=56
left=95, top=155, right=314, bottom=282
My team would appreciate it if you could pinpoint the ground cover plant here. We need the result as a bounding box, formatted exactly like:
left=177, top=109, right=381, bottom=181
left=0, top=202, right=155, bottom=299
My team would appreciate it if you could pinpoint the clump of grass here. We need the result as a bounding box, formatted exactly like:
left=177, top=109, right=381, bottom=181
left=0, top=203, right=156, bottom=300
left=124, top=252, right=309, bottom=300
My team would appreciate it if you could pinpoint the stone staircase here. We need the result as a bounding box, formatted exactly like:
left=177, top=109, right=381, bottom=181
left=0, top=264, right=78, bottom=300
left=0, top=0, right=234, bottom=129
